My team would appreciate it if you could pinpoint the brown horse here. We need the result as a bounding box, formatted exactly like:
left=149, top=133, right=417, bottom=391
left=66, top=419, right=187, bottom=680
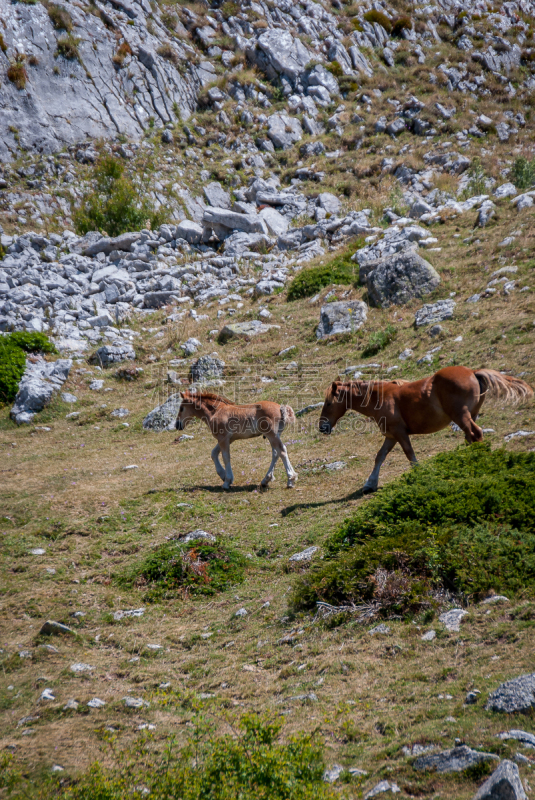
left=319, top=366, right=533, bottom=492
left=176, top=390, right=298, bottom=489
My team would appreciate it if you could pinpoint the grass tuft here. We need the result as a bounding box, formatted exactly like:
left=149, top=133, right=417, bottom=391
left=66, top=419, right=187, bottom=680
left=47, top=4, right=73, bottom=31
left=362, top=324, right=397, bottom=356
left=0, top=332, right=57, bottom=404
left=287, top=246, right=362, bottom=301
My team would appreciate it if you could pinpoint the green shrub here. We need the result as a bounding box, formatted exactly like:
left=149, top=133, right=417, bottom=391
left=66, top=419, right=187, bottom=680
left=287, top=246, right=362, bottom=301
left=55, top=34, right=81, bottom=60
left=47, top=4, right=73, bottom=31
left=362, top=323, right=397, bottom=356
left=0, top=332, right=57, bottom=404
left=363, top=9, right=392, bottom=33
left=511, top=156, right=535, bottom=190
left=118, top=539, right=246, bottom=601
left=73, top=155, right=165, bottom=238
left=462, top=157, right=487, bottom=197
left=7, top=56, right=27, bottom=90
left=36, top=714, right=337, bottom=800
left=291, top=445, right=535, bottom=614
left=327, top=60, right=344, bottom=78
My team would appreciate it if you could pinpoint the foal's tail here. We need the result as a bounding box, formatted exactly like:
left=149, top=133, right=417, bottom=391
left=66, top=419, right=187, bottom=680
left=280, top=404, right=296, bottom=429
left=474, top=369, right=534, bottom=404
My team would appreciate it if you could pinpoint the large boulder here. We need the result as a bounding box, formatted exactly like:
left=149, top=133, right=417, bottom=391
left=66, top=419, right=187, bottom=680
left=258, top=207, right=289, bottom=236
left=247, top=29, right=312, bottom=84
left=203, top=207, right=268, bottom=235
left=142, top=394, right=182, bottom=432
left=10, top=356, right=72, bottom=425
left=473, top=761, right=527, bottom=800
left=316, top=300, right=368, bottom=339
left=175, top=220, right=203, bottom=244
left=267, top=113, right=303, bottom=150
left=366, top=251, right=441, bottom=308
left=203, top=181, right=231, bottom=209
left=89, top=344, right=135, bottom=366
left=486, top=672, right=535, bottom=714
left=413, top=746, right=498, bottom=774
left=83, top=231, right=141, bottom=256
left=190, top=355, right=225, bottom=383
left=414, top=299, right=456, bottom=327
left=218, top=320, right=280, bottom=343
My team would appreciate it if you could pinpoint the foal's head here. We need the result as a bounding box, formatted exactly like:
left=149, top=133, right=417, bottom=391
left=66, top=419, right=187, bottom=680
left=175, top=391, right=201, bottom=430
left=319, top=380, right=351, bottom=435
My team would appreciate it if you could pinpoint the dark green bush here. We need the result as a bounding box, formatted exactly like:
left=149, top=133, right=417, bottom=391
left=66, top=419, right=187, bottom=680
left=33, top=714, right=337, bottom=800
left=0, top=332, right=57, bottom=404
left=73, top=155, right=165, bottom=238
left=118, top=539, right=246, bottom=601
left=511, top=156, right=535, bottom=190
left=362, top=323, right=397, bottom=356
left=291, top=445, right=535, bottom=614
left=363, top=9, right=392, bottom=33
left=391, top=15, right=412, bottom=36
left=287, top=246, right=362, bottom=301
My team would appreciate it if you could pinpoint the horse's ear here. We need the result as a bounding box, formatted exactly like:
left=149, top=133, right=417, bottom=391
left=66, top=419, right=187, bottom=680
left=179, top=392, right=185, bottom=398
left=331, top=380, right=339, bottom=398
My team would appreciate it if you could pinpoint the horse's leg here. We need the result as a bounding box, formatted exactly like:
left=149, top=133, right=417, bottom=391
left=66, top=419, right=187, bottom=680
left=269, top=433, right=298, bottom=488
left=450, top=406, right=484, bottom=444
left=393, top=428, right=418, bottom=465
left=261, top=445, right=278, bottom=487
left=364, top=436, right=397, bottom=492
left=211, top=444, right=226, bottom=482
left=220, top=441, right=234, bottom=489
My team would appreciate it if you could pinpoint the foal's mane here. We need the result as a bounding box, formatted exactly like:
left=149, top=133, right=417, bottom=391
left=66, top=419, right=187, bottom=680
left=182, top=390, right=234, bottom=405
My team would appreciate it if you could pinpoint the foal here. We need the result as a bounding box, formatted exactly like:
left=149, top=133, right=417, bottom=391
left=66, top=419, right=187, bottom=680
left=319, top=365, right=533, bottom=492
left=176, top=390, right=298, bottom=489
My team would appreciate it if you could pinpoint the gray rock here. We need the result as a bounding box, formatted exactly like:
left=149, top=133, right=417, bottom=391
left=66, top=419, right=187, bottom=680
left=386, top=118, right=406, bottom=137
left=258, top=207, right=289, bottom=236
left=365, top=781, right=400, bottom=798
left=267, top=113, right=303, bottom=150
left=89, top=344, right=135, bottom=366
left=486, top=673, right=535, bottom=714
left=190, top=355, right=224, bottom=383
left=218, top=320, right=279, bottom=343
left=39, top=621, right=74, bottom=636
left=439, top=608, right=467, bottom=632
left=421, top=630, right=436, bottom=641
left=84, top=232, right=141, bottom=257
left=89, top=379, right=104, bottom=391
left=478, top=201, right=496, bottom=227
left=10, top=356, right=72, bottom=425
left=61, top=392, right=77, bottom=403
left=414, top=299, right=456, bottom=327
left=493, top=183, right=517, bottom=199
left=473, top=760, right=527, bottom=800
left=316, top=300, right=368, bottom=339
left=323, top=765, right=344, bottom=784
left=413, top=745, right=498, bottom=773
left=142, top=394, right=181, bottom=432
left=143, top=290, right=183, bottom=308
left=181, top=337, right=201, bottom=356
left=367, top=251, right=441, bottom=308
left=123, top=696, right=149, bottom=709
left=498, top=730, right=535, bottom=747
left=317, top=192, right=342, bottom=216
left=289, top=546, right=319, bottom=563
left=203, top=207, right=267, bottom=235
left=110, top=407, right=129, bottom=418
left=113, top=608, right=145, bottom=621
left=496, top=123, right=511, bottom=143
left=250, top=29, right=312, bottom=83
left=410, top=200, right=433, bottom=219
left=369, top=624, right=391, bottom=635
left=181, top=529, right=216, bottom=544
left=87, top=698, right=106, bottom=708
left=203, top=182, right=231, bottom=209
left=466, top=690, right=481, bottom=705
left=175, top=220, right=204, bottom=244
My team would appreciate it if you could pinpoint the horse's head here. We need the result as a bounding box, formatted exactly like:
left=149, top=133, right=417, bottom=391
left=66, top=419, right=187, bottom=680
left=175, top=392, right=197, bottom=430
left=319, top=380, right=349, bottom=435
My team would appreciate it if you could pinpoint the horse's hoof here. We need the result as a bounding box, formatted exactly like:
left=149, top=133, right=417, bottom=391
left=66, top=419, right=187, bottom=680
left=222, top=483, right=231, bottom=490
left=363, top=483, right=377, bottom=494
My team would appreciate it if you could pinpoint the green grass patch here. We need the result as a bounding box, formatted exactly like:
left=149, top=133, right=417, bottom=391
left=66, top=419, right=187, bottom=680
left=0, top=332, right=57, bottom=404
left=363, top=9, right=392, bottom=32
left=286, top=246, right=361, bottom=301
left=511, top=156, right=535, bottom=190
left=362, top=323, right=397, bottom=357
left=291, top=445, right=535, bottom=615
left=118, top=539, right=246, bottom=601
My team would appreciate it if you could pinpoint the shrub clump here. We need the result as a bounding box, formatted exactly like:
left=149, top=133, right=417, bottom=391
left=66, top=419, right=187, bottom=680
left=0, top=332, right=57, bottom=404
left=73, top=155, right=165, bottom=238
left=112, top=40, right=132, bottom=67
left=287, top=246, right=361, bottom=301
left=362, top=323, right=397, bottom=356
left=118, top=539, right=246, bottom=601
left=363, top=9, right=392, bottom=33
left=157, top=42, right=180, bottom=67
left=36, top=714, right=337, bottom=800
left=511, top=156, right=535, bottom=190
left=391, top=15, right=412, bottom=36
left=291, top=445, right=535, bottom=616
left=55, top=34, right=81, bottom=60
left=7, top=56, right=27, bottom=90
left=47, top=4, right=73, bottom=31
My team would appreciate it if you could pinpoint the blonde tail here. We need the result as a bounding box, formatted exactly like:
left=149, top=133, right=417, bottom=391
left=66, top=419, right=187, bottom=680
left=280, top=405, right=296, bottom=429
left=475, top=369, right=534, bottom=404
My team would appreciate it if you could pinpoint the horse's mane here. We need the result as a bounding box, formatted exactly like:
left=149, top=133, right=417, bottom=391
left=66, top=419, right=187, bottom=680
left=182, top=390, right=234, bottom=404
left=326, top=378, right=409, bottom=400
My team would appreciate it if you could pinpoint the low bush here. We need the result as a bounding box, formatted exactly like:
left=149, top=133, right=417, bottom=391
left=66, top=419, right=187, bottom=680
left=47, top=3, right=73, bottom=31
left=118, top=539, right=246, bottom=601
left=30, top=714, right=337, bottom=800
left=7, top=57, right=27, bottom=90
left=362, top=323, right=397, bottom=356
left=291, top=445, right=535, bottom=615
left=363, top=9, right=392, bottom=33
left=391, top=15, right=412, bottom=36
left=287, top=246, right=361, bottom=301
left=511, top=156, right=535, bottom=190
left=55, top=34, right=81, bottom=60
left=0, top=332, right=57, bottom=404
left=73, top=155, right=165, bottom=237
left=327, top=60, right=344, bottom=78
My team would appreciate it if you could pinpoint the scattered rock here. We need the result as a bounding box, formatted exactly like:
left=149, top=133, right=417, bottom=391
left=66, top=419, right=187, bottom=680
left=70, top=662, right=94, bottom=673
left=365, top=780, right=401, bottom=798
left=366, top=251, right=441, bottom=308
left=181, top=337, right=201, bottom=356
left=413, top=745, right=499, bottom=773
left=218, top=320, right=279, bottom=343
left=473, top=760, right=527, bottom=800
left=111, top=407, right=129, bottom=418
left=235, top=608, right=248, bottom=618
left=497, top=730, right=535, bottom=747
left=39, top=688, right=56, bottom=702
left=486, top=673, right=535, bottom=714
left=39, top=621, right=74, bottom=636
left=439, top=608, right=467, bottom=632
left=466, top=690, right=481, bottom=705
left=181, top=529, right=216, bottom=544
left=89, top=380, right=104, bottom=391
left=414, top=299, right=456, bottom=327
left=113, top=608, right=145, bottom=621
left=89, top=344, right=135, bottom=366
left=87, top=698, right=106, bottom=708
left=142, top=394, right=181, bottom=432
left=421, top=630, right=436, bottom=641
left=369, top=624, right=391, bottom=635
left=316, top=300, right=368, bottom=339
left=190, top=355, right=225, bottom=383
left=61, top=392, right=77, bottom=404
left=10, top=357, right=72, bottom=425
left=123, top=696, right=149, bottom=709
left=481, top=595, right=509, bottom=605
left=289, top=546, right=319, bottom=562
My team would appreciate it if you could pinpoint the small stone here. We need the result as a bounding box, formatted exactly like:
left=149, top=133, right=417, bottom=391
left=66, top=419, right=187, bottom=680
left=235, top=608, right=248, bottom=618
left=30, top=548, right=46, bottom=555
left=40, top=621, right=74, bottom=636
left=486, top=673, right=535, bottom=714
left=61, top=393, right=77, bottom=403
left=398, top=348, right=413, bottom=361
left=413, top=745, right=498, bottom=773
left=439, top=608, right=467, bottom=632
left=369, top=624, right=390, bottom=635
left=111, top=408, right=129, bottom=418
left=87, top=698, right=106, bottom=708
left=89, top=380, right=104, bottom=391
left=39, top=688, right=55, bottom=701
left=63, top=699, right=79, bottom=710
left=365, top=780, right=401, bottom=798
left=113, top=608, right=145, bottom=621
left=181, top=529, right=216, bottom=544
left=123, top=696, right=149, bottom=709
left=70, top=662, right=94, bottom=673
left=51, top=765, right=64, bottom=772
left=480, top=595, right=509, bottom=605
left=323, top=765, right=344, bottom=783
left=123, top=464, right=138, bottom=471
left=497, top=730, right=535, bottom=747
left=421, top=630, right=436, bottom=641
left=289, top=546, right=319, bottom=562
left=465, top=690, right=481, bottom=705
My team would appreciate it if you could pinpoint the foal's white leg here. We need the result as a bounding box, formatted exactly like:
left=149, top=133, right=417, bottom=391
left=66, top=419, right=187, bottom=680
left=275, top=437, right=298, bottom=488
left=211, top=444, right=226, bottom=482
left=261, top=446, right=279, bottom=487
left=220, top=443, right=234, bottom=490
left=364, top=437, right=396, bottom=493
